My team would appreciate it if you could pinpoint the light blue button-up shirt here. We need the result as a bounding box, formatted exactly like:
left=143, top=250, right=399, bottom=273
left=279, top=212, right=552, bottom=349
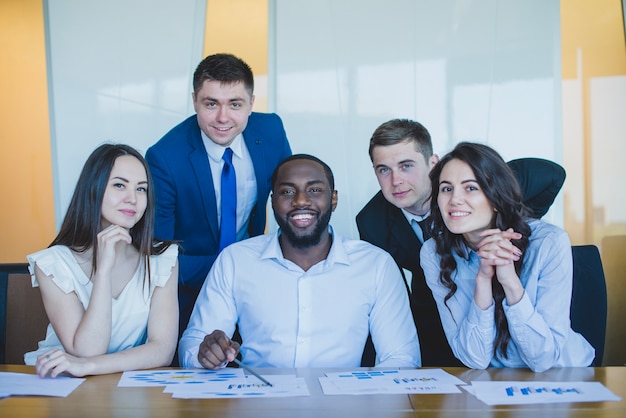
left=421, top=219, right=595, bottom=372
left=180, top=227, right=421, bottom=368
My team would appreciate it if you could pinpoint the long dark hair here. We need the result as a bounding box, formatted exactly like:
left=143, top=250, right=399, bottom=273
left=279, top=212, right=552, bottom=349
left=50, top=143, right=172, bottom=284
left=429, top=142, right=531, bottom=358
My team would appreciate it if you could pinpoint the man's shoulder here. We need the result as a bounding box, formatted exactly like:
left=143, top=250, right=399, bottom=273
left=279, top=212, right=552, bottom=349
left=248, top=111, right=282, bottom=124
left=338, top=233, right=394, bottom=260
left=357, top=191, right=399, bottom=224
left=225, top=232, right=275, bottom=254
left=244, top=112, right=287, bottom=139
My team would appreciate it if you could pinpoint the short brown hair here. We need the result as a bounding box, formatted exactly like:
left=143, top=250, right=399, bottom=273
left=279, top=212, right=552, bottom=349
left=368, top=119, right=433, bottom=162
left=193, top=53, right=254, bottom=96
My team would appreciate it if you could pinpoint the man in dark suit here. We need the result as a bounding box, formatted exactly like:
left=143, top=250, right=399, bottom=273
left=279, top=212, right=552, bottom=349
left=146, top=54, right=292, bottom=346
left=356, top=119, right=462, bottom=367
left=357, top=120, right=567, bottom=367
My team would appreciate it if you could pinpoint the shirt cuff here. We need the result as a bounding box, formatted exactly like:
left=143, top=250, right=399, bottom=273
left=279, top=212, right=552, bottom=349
left=179, top=343, right=203, bottom=368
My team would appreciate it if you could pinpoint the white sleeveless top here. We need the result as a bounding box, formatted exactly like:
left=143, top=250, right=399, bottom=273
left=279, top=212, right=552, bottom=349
left=23, top=244, right=178, bottom=365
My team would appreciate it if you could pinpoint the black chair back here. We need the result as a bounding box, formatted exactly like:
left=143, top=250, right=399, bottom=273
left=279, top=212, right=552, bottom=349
left=507, top=157, right=566, bottom=219
left=570, top=245, right=607, bottom=366
left=0, top=264, right=29, bottom=363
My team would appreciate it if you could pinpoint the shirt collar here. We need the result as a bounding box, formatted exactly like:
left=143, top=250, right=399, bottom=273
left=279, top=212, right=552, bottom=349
left=260, top=225, right=351, bottom=269
left=201, top=131, right=244, bottom=163
left=401, top=208, right=430, bottom=224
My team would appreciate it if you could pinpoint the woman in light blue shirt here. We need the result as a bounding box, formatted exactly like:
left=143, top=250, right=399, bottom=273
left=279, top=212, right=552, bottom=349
left=420, top=142, right=594, bottom=372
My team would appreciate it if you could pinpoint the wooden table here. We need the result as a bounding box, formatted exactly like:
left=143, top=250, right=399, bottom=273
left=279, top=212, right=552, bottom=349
left=1, top=365, right=625, bottom=417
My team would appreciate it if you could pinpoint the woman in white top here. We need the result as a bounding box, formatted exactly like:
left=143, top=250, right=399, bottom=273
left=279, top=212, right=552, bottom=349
left=420, top=142, right=594, bottom=372
left=25, top=144, right=179, bottom=377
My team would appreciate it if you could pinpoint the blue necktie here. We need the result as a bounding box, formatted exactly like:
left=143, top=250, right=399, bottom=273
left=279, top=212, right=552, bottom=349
left=218, top=148, right=237, bottom=251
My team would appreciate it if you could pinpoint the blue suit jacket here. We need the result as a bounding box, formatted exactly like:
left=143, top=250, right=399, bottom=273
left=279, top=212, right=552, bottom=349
left=146, top=112, right=291, bottom=325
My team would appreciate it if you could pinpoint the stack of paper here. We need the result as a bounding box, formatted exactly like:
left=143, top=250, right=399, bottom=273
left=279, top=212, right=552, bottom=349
left=118, top=368, right=623, bottom=404
left=119, top=369, right=309, bottom=398
left=319, top=369, right=465, bottom=395
left=165, top=374, right=309, bottom=398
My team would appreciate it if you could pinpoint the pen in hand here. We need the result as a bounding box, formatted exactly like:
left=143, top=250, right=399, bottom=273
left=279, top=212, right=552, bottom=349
left=232, top=358, right=273, bottom=387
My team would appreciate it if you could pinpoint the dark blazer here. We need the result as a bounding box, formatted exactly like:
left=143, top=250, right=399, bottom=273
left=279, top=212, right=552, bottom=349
left=146, top=112, right=292, bottom=331
left=356, top=191, right=462, bottom=367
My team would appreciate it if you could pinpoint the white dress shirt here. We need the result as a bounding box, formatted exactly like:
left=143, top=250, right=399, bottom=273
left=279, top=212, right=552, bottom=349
left=179, top=227, right=421, bottom=368
left=202, top=131, right=257, bottom=242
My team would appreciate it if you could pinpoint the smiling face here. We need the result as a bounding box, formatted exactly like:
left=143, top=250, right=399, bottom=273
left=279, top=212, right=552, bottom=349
left=100, top=155, right=148, bottom=230
left=372, top=140, right=438, bottom=216
left=193, top=79, right=255, bottom=146
left=437, top=158, right=496, bottom=247
left=271, top=159, right=338, bottom=249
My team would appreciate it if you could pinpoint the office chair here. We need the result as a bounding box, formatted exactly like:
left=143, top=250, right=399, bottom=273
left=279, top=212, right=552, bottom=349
left=570, top=245, right=607, bottom=366
left=0, top=263, right=48, bottom=364
left=507, top=157, right=566, bottom=219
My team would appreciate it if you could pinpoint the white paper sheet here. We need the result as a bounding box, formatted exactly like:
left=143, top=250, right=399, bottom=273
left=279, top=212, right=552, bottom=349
left=320, top=369, right=465, bottom=395
left=118, top=368, right=244, bottom=387
left=0, top=372, right=85, bottom=397
left=470, top=380, right=622, bottom=405
left=166, top=374, right=310, bottom=398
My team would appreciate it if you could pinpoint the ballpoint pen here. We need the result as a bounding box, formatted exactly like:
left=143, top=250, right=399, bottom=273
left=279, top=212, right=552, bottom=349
left=233, top=358, right=273, bottom=387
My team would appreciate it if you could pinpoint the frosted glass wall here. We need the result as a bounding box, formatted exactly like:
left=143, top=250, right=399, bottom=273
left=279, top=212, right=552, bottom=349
left=272, top=0, right=563, bottom=238
left=46, top=0, right=206, bottom=226
left=45, top=0, right=563, bottom=238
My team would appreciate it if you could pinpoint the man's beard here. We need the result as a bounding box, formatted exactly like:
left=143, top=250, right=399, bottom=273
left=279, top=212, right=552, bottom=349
left=275, top=208, right=332, bottom=249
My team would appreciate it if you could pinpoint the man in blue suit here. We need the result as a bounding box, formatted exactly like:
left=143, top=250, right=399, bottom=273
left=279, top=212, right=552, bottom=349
left=146, top=54, right=292, bottom=347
